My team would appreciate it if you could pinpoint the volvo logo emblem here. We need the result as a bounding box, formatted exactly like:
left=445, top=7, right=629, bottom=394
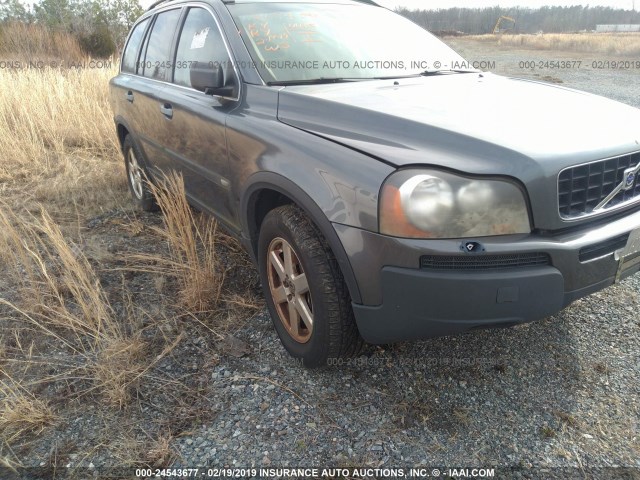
left=624, top=169, right=636, bottom=190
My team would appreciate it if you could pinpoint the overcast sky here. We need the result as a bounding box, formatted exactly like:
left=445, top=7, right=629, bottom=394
left=138, top=0, right=638, bottom=9
left=377, top=0, right=636, bottom=9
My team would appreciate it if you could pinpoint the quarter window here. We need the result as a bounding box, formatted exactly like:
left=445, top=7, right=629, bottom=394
left=173, top=8, right=232, bottom=88
left=121, top=18, right=149, bottom=74
left=141, top=8, right=182, bottom=81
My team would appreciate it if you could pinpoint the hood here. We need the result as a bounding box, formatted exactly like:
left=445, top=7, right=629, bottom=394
left=276, top=73, right=640, bottom=179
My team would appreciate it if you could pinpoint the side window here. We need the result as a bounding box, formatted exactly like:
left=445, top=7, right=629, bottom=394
left=121, top=18, right=149, bottom=74
left=141, top=8, right=182, bottom=81
left=173, top=7, right=232, bottom=89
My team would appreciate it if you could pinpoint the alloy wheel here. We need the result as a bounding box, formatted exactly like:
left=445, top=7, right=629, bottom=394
left=266, top=237, right=314, bottom=343
left=127, top=149, right=144, bottom=199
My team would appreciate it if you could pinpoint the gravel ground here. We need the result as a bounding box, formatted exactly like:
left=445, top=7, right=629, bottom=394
left=169, top=44, right=640, bottom=477
left=170, top=280, right=640, bottom=476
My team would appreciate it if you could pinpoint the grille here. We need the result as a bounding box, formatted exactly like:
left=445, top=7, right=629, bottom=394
left=420, top=253, right=551, bottom=270
left=558, top=152, right=640, bottom=219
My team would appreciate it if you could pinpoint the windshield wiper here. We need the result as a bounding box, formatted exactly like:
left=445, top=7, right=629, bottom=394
left=266, top=78, right=367, bottom=86
left=372, top=74, right=420, bottom=80
left=420, top=69, right=479, bottom=76
left=267, top=71, right=479, bottom=86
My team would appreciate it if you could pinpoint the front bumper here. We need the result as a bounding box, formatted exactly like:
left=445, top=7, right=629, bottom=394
left=334, top=208, right=640, bottom=344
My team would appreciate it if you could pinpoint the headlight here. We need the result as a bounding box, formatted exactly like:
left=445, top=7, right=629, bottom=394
left=399, top=175, right=454, bottom=230
left=380, top=169, right=531, bottom=238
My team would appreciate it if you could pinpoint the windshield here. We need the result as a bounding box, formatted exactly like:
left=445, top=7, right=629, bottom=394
left=228, top=2, right=470, bottom=83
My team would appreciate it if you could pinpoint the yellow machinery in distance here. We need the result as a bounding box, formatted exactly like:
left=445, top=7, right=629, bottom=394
left=493, top=16, right=516, bottom=34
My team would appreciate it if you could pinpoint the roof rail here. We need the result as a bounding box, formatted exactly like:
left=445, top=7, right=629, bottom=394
left=147, top=0, right=173, bottom=11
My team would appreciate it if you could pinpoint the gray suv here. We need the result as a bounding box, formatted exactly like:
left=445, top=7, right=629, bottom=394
left=110, top=0, right=640, bottom=367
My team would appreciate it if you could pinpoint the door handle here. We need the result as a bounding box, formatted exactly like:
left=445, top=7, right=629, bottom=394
left=160, top=103, right=173, bottom=119
left=125, top=91, right=134, bottom=102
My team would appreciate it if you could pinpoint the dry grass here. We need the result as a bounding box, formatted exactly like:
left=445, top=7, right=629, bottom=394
left=142, top=173, right=226, bottom=313
left=0, top=205, right=161, bottom=409
left=0, top=206, right=118, bottom=344
left=0, top=22, right=86, bottom=64
left=0, top=171, right=252, bottom=462
left=0, top=24, right=111, bottom=212
left=0, top=25, right=261, bottom=471
left=463, top=33, right=640, bottom=56
left=92, top=336, right=148, bottom=408
left=0, top=374, right=57, bottom=443
left=145, top=433, right=177, bottom=467
left=0, top=452, right=22, bottom=474
left=0, top=61, right=124, bottom=215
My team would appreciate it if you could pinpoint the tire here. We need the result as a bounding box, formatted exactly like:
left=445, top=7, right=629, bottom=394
left=258, top=204, right=363, bottom=368
left=123, top=135, right=158, bottom=212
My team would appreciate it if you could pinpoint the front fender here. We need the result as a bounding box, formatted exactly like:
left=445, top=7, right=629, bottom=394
left=241, top=173, right=366, bottom=304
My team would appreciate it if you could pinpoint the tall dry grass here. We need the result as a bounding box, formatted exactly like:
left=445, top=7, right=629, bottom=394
left=0, top=206, right=118, bottom=343
left=140, top=173, right=226, bottom=313
left=0, top=205, right=161, bottom=409
left=0, top=23, right=260, bottom=469
left=0, top=59, right=123, bottom=214
left=464, top=33, right=640, bottom=56
left=0, top=22, right=86, bottom=64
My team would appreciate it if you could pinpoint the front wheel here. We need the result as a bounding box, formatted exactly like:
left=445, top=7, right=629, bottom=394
left=258, top=205, right=362, bottom=368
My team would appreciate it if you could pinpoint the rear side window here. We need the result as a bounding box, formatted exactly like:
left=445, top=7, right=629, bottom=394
left=121, top=18, right=149, bottom=74
left=173, top=7, right=231, bottom=88
left=141, top=8, right=182, bottom=81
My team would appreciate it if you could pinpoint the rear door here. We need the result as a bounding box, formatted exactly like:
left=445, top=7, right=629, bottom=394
left=132, top=7, right=183, bottom=175
left=111, top=17, right=151, bottom=147
left=159, top=6, right=240, bottom=229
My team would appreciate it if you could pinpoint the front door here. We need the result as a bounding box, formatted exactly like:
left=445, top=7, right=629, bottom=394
left=159, top=6, right=240, bottom=230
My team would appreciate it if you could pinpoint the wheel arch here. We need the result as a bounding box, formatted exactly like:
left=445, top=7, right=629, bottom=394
left=114, top=117, right=155, bottom=173
left=241, top=173, right=363, bottom=305
left=116, top=123, right=129, bottom=150
left=114, top=115, right=133, bottom=150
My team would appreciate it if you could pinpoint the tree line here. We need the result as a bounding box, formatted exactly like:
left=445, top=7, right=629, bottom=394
left=0, top=0, right=143, bottom=56
left=397, top=6, right=640, bottom=35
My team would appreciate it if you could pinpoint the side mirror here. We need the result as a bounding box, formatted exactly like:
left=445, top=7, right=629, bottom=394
left=190, top=63, right=234, bottom=97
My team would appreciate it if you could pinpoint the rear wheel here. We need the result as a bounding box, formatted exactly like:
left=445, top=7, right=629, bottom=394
left=258, top=205, right=362, bottom=368
left=123, top=135, right=158, bottom=212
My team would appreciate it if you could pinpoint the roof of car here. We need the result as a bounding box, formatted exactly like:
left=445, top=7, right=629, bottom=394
left=147, top=0, right=381, bottom=11
left=221, top=0, right=380, bottom=3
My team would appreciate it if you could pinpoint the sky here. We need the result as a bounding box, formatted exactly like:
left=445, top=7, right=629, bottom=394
left=377, top=0, right=636, bottom=9
left=138, top=0, right=638, bottom=9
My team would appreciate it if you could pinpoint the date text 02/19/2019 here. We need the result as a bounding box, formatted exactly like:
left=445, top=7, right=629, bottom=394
left=518, top=60, right=640, bottom=70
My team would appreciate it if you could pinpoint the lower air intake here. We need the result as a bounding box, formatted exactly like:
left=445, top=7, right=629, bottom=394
left=420, top=253, right=551, bottom=270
